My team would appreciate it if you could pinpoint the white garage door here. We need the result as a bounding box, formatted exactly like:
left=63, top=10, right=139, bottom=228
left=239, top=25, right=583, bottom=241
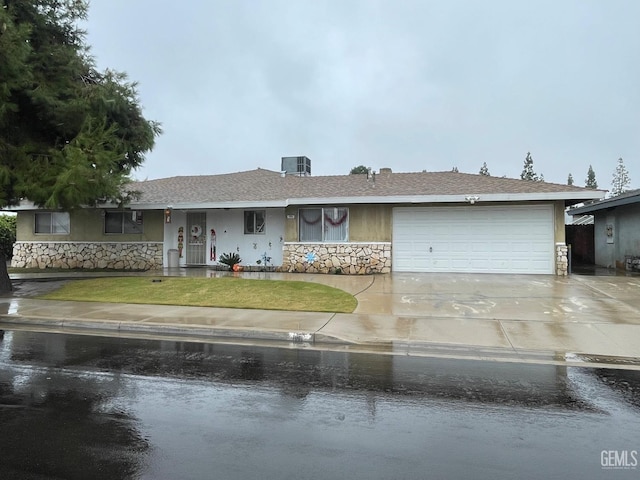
left=392, top=205, right=555, bottom=274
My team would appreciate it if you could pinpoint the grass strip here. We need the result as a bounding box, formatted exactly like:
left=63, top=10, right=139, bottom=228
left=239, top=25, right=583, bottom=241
left=39, top=277, right=357, bottom=313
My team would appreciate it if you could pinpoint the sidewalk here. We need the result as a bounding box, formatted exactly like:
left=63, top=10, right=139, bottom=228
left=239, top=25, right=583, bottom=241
left=2, top=269, right=640, bottom=368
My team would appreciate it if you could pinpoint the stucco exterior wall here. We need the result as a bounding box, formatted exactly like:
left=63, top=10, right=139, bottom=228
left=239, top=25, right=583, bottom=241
left=163, top=208, right=286, bottom=267
left=284, top=204, right=392, bottom=242
left=284, top=206, right=298, bottom=242
left=617, top=205, right=640, bottom=267
left=594, top=214, right=614, bottom=268
left=593, top=204, right=640, bottom=269
left=553, top=201, right=566, bottom=244
left=348, top=204, right=392, bottom=242
left=16, top=209, right=164, bottom=242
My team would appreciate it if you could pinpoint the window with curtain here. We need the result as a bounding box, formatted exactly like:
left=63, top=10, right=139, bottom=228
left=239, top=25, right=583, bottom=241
left=34, top=212, right=70, bottom=234
left=104, top=211, right=144, bottom=234
left=298, top=207, right=348, bottom=242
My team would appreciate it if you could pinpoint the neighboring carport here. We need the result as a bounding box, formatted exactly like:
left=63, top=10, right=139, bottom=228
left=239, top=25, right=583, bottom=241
left=568, top=189, right=640, bottom=271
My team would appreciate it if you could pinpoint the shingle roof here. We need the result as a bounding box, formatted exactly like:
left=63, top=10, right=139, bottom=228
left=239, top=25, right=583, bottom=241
left=129, top=168, right=604, bottom=207
left=568, top=188, right=640, bottom=215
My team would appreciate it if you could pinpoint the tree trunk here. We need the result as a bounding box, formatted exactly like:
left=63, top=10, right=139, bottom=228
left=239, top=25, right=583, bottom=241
left=0, top=253, right=13, bottom=293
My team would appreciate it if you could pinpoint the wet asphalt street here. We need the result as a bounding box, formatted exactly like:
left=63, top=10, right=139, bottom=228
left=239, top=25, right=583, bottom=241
left=0, top=330, right=639, bottom=480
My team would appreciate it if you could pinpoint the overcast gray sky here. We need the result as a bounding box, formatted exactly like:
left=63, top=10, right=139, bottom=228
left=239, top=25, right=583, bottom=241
left=85, top=0, right=639, bottom=190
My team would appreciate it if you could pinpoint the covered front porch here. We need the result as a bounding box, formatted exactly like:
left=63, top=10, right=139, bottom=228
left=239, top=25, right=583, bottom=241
left=162, top=208, right=285, bottom=268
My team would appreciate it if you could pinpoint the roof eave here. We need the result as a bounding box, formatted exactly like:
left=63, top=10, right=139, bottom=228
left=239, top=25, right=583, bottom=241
left=3, top=201, right=120, bottom=211
left=7, top=190, right=606, bottom=211
left=285, top=191, right=605, bottom=205
left=132, top=200, right=288, bottom=210
left=568, top=194, right=640, bottom=215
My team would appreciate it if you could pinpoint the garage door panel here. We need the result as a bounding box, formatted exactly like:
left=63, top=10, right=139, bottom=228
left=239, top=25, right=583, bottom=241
left=489, top=242, right=511, bottom=254
left=469, top=258, right=491, bottom=269
left=471, top=241, right=493, bottom=253
left=393, top=206, right=554, bottom=274
left=510, top=243, right=530, bottom=253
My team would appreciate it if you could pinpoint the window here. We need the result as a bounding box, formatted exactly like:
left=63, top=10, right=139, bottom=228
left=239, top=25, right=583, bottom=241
left=299, top=207, right=348, bottom=242
left=105, top=211, right=144, bottom=234
left=35, top=212, right=70, bottom=234
left=244, top=210, right=265, bottom=234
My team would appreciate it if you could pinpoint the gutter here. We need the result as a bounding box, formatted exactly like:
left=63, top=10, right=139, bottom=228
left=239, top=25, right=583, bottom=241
left=129, top=191, right=605, bottom=210
left=6, top=192, right=606, bottom=212
left=568, top=194, right=640, bottom=215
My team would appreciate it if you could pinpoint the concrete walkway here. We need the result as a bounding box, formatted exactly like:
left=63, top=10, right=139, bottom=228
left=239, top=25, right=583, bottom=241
left=2, top=269, right=640, bottom=368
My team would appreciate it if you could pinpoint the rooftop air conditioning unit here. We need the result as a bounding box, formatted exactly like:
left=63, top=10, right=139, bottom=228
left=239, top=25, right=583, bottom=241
left=281, top=156, right=311, bottom=176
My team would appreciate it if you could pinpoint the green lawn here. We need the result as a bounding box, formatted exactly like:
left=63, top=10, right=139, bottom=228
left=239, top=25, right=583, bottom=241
left=39, top=277, right=357, bottom=313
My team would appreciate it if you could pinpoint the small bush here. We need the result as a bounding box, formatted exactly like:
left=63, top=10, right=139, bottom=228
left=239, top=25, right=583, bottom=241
left=0, top=215, right=16, bottom=259
left=219, top=252, right=242, bottom=270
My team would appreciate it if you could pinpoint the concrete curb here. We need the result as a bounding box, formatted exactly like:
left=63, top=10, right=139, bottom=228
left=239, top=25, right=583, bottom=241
left=0, top=315, right=320, bottom=344
left=3, top=315, right=640, bottom=371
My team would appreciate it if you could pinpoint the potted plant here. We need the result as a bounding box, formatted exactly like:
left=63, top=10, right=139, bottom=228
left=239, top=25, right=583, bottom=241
left=219, top=252, right=242, bottom=271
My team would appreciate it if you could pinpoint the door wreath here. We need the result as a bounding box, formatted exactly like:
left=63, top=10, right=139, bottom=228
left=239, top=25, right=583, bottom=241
left=190, top=225, right=202, bottom=242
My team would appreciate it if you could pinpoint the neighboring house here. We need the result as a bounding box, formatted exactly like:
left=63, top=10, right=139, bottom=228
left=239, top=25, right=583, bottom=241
left=567, top=189, right=640, bottom=271
left=569, top=215, right=594, bottom=226
left=10, top=158, right=604, bottom=275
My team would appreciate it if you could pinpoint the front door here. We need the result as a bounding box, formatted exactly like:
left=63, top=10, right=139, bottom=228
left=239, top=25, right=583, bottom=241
left=186, top=212, right=206, bottom=265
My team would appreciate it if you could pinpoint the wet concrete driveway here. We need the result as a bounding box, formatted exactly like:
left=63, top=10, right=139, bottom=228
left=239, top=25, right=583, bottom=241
left=354, top=272, right=640, bottom=321
left=328, top=272, right=640, bottom=362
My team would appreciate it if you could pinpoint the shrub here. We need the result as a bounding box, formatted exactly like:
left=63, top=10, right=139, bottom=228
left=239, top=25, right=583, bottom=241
left=219, top=252, right=242, bottom=271
left=0, top=215, right=16, bottom=259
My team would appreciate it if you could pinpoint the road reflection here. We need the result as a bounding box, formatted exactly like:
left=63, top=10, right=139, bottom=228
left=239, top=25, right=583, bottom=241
left=0, top=337, right=149, bottom=479
left=0, top=330, right=639, bottom=480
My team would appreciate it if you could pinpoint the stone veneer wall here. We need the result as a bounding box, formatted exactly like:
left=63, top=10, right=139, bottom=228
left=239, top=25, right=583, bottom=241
left=11, top=242, right=163, bottom=270
left=282, top=243, right=391, bottom=274
left=556, top=243, right=569, bottom=276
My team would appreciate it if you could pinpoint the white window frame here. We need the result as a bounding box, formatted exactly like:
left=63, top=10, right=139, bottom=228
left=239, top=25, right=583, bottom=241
left=244, top=210, right=266, bottom=234
left=34, top=212, right=70, bottom=234
left=104, top=211, right=144, bottom=234
left=298, top=207, right=349, bottom=242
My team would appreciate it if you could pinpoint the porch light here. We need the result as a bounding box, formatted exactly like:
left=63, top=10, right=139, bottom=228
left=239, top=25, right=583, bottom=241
left=164, top=207, right=172, bottom=224
left=465, top=195, right=480, bottom=204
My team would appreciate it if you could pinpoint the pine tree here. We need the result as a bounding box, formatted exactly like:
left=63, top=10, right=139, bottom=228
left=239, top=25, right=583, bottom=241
left=479, top=162, right=490, bottom=176
left=567, top=173, right=574, bottom=185
left=0, top=0, right=160, bottom=291
left=585, top=165, right=598, bottom=189
left=520, top=152, right=543, bottom=181
left=611, top=157, right=631, bottom=196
